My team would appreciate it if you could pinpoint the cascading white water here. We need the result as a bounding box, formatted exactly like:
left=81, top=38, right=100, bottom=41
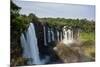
left=63, top=26, right=73, bottom=45
left=51, top=29, right=55, bottom=41
left=57, top=30, right=59, bottom=41
left=67, top=29, right=72, bottom=40
left=21, top=23, right=77, bottom=64
left=43, top=26, right=47, bottom=46
left=20, top=23, right=42, bottom=64
left=20, top=33, right=31, bottom=59
left=60, top=32, right=63, bottom=41
left=71, top=30, right=73, bottom=40
left=48, top=27, right=51, bottom=43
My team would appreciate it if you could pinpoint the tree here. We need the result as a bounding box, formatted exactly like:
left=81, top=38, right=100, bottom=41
left=28, top=13, right=38, bottom=23
left=11, top=1, right=28, bottom=66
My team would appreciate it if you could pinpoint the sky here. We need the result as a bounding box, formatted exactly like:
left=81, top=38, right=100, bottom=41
left=13, top=0, right=95, bottom=21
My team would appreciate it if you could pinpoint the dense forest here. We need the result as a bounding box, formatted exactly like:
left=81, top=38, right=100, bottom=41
left=39, top=18, right=95, bottom=32
left=11, top=0, right=95, bottom=66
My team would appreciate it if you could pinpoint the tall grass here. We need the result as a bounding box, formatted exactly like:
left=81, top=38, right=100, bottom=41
left=79, top=32, right=95, bottom=41
left=79, top=32, right=95, bottom=61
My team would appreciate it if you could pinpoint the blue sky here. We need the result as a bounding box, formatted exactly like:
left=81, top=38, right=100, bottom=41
left=13, top=0, right=95, bottom=21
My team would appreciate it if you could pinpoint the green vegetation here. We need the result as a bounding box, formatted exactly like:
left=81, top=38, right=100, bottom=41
left=40, top=18, right=95, bottom=32
left=11, top=1, right=39, bottom=66
left=79, top=32, right=95, bottom=61
left=79, top=32, right=95, bottom=41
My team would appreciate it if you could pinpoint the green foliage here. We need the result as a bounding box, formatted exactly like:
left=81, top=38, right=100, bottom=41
left=40, top=18, right=95, bottom=32
left=11, top=1, right=34, bottom=66
left=79, top=32, right=95, bottom=41
left=28, top=13, right=39, bottom=23
left=11, top=0, right=40, bottom=65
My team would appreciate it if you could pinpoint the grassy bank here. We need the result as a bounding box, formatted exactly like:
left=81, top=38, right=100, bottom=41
left=79, top=32, right=95, bottom=41
left=79, top=32, right=95, bottom=61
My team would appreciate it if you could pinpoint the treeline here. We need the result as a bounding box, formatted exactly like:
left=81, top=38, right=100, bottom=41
left=39, top=18, right=95, bottom=32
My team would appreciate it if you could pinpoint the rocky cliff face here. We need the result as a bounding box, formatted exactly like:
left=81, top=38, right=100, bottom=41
left=33, top=22, right=63, bottom=63
left=33, top=22, right=46, bottom=58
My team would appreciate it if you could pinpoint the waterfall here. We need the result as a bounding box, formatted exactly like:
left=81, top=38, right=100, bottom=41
left=60, top=31, right=63, bottom=41
left=43, top=26, right=47, bottom=46
left=20, top=33, right=31, bottom=59
left=20, top=23, right=42, bottom=64
left=63, top=28, right=67, bottom=40
left=63, top=26, right=74, bottom=45
left=68, top=29, right=71, bottom=40
left=57, top=30, right=59, bottom=41
left=71, top=30, right=73, bottom=40
left=47, top=27, right=51, bottom=43
left=51, top=29, right=55, bottom=41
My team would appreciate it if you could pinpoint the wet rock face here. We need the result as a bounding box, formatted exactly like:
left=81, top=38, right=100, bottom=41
left=33, top=22, right=63, bottom=62
left=33, top=22, right=47, bottom=57
left=24, top=22, right=82, bottom=64
left=33, top=22, right=61, bottom=63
